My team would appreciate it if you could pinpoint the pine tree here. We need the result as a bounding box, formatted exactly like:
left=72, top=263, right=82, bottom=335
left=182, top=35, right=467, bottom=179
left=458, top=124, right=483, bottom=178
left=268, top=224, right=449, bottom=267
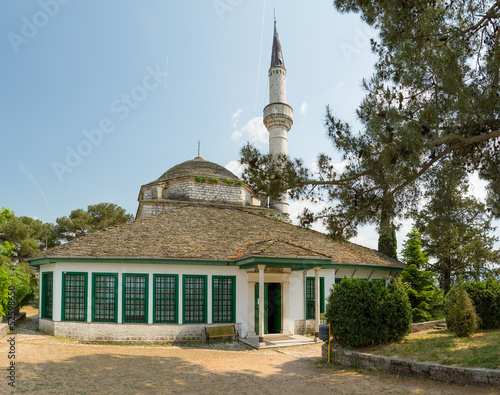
left=240, top=1, right=500, bottom=248
left=401, top=228, right=442, bottom=322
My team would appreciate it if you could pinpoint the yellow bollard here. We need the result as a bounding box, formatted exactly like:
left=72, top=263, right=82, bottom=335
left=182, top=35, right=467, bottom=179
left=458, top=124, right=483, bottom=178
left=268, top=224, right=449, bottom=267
left=327, top=324, right=331, bottom=363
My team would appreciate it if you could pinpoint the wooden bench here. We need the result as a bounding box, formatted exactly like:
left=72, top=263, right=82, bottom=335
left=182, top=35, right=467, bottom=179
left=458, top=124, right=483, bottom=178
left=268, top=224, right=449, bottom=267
left=205, top=325, right=239, bottom=343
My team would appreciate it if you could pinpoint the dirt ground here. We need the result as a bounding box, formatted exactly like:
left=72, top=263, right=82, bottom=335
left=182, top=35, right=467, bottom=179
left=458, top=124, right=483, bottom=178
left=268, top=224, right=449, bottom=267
left=1, top=307, right=498, bottom=394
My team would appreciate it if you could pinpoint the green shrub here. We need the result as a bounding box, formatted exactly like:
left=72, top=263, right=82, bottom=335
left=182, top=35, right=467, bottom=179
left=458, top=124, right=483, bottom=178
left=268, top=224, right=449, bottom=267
left=0, top=262, right=38, bottom=316
left=195, top=176, right=203, bottom=182
left=208, top=178, right=219, bottom=183
left=325, top=278, right=412, bottom=347
left=464, top=278, right=500, bottom=329
left=444, top=282, right=478, bottom=337
left=236, top=180, right=243, bottom=186
left=224, top=179, right=235, bottom=185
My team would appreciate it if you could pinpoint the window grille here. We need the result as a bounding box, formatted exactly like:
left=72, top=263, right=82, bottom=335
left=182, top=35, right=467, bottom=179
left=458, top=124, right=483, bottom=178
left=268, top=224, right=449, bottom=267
left=183, top=275, right=206, bottom=324
left=212, top=276, right=235, bottom=323
left=123, top=274, right=148, bottom=323
left=306, top=277, right=325, bottom=319
left=93, top=274, right=117, bottom=322
left=41, top=272, right=53, bottom=319
left=63, top=273, right=87, bottom=321
left=154, top=275, right=177, bottom=323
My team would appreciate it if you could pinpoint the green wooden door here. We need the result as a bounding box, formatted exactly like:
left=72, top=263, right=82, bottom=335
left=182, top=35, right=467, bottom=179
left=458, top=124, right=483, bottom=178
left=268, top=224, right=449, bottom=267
left=255, top=283, right=282, bottom=334
left=268, top=283, right=281, bottom=333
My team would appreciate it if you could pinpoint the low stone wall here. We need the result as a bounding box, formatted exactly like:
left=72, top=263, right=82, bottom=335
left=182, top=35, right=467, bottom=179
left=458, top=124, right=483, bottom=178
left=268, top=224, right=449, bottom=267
left=322, top=343, right=500, bottom=387
left=294, top=319, right=316, bottom=335
left=0, top=313, right=27, bottom=338
left=39, top=319, right=242, bottom=344
left=0, top=323, right=8, bottom=338
left=411, top=320, right=446, bottom=333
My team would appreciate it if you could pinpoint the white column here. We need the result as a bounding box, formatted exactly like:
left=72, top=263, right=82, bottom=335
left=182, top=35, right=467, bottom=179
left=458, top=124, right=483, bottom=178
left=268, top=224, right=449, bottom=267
left=314, top=267, right=321, bottom=342
left=258, top=265, right=265, bottom=345
left=247, top=281, right=256, bottom=337
left=281, top=281, right=290, bottom=334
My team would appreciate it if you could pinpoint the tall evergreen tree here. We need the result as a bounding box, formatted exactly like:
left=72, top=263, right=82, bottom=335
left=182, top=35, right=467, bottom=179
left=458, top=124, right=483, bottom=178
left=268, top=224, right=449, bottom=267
left=416, top=161, right=500, bottom=293
left=240, top=1, right=500, bottom=251
left=400, top=228, right=442, bottom=322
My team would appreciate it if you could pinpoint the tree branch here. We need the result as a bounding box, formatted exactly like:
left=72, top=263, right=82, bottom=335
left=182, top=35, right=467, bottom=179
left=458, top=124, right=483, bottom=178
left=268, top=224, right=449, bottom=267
left=392, top=127, right=500, bottom=195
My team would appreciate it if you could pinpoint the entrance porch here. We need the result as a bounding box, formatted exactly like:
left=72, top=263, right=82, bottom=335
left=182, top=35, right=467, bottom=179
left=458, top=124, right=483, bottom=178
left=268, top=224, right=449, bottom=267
left=239, top=333, right=316, bottom=349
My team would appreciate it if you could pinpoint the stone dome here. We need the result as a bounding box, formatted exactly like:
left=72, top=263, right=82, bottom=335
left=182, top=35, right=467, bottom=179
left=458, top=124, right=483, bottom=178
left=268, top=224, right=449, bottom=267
left=156, top=157, right=240, bottom=182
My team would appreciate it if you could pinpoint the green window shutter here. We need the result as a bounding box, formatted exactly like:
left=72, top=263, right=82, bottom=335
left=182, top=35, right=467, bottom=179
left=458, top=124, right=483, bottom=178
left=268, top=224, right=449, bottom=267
left=212, top=276, right=236, bottom=323
left=183, top=275, right=207, bottom=324
left=335, top=278, right=342, bottom=285
left=153, top=274, right=178, bottom=323
left=306, top=277, right=325, bottom=318
left=92, top=273, right=118, bottom=323
left=122, top=274, right=148, bottom=323
left=41, top=272, right=53, bottom=319
left=62, top=272, right=88, bottom=322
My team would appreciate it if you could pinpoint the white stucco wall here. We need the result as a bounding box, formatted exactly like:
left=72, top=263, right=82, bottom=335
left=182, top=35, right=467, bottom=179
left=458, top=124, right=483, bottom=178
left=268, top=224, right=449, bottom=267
left=39, top=262, right=397, bottom=341
left=40, top=262, right=249, bottom=338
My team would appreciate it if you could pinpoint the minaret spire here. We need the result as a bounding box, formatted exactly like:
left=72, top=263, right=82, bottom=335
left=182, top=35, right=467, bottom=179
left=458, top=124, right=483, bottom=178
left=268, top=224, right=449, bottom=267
left=263, top=17, right=293, bottom=215
left=271, top=16, right=285, bottom=68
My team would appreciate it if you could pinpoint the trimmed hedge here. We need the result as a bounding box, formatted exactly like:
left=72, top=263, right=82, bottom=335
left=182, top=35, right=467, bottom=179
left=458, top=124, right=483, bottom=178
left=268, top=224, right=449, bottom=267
left=464, top=278, right=500, bottom=329
left=325, top=278, right=412, bottom=347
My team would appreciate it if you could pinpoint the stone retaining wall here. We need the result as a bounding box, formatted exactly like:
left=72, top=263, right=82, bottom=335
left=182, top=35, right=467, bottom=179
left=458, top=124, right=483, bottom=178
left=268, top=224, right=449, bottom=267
left=39, top=319, right=242, bottom=344
left=322, top=343, right=500, bottom=387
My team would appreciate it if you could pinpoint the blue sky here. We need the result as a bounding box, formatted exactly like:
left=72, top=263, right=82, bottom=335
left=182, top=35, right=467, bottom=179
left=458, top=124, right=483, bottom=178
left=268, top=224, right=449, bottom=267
left=1, top=0, right=498, bottom=253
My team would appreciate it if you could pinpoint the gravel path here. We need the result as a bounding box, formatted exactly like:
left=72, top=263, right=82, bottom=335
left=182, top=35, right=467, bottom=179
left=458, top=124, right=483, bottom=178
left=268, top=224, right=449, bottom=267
left=1, top=308, right=497, bottom=394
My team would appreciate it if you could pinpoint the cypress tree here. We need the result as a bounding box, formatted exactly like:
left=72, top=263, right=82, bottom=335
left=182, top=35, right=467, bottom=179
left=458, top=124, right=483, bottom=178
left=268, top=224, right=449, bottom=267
left=401, top=228, right=442, bottom=322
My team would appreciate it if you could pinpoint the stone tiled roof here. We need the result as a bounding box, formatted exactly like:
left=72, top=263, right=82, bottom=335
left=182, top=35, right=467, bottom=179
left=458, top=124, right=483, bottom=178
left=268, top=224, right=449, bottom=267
left=155, top=157, right=239, bottom=183
left=30, top=205, right=403, bottom=269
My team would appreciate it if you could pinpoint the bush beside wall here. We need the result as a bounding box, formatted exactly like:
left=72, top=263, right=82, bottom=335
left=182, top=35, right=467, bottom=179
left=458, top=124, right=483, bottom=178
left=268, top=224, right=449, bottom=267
left=325, top=278, right=412, bottom=347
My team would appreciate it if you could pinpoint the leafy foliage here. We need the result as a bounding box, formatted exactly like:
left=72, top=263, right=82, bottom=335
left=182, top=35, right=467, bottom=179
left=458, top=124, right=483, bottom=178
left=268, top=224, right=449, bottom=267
left=401, top=228, right=443, bottom=322
left=464, top=278, right=500, bottom=329
left=416, top=161, right=500, bottom=293
left=56, top=202, right=133, bottom=242
left=378, top=226, right=397, bottom=260
left=0, top=262, right=38, bottom=316
left=0, top=207, right=15, bottom=257
left=0, top=215, right=59, bottom=262
left=325, top=278, right=411, bottom=347
left=444, top=281, right=478, bottom=337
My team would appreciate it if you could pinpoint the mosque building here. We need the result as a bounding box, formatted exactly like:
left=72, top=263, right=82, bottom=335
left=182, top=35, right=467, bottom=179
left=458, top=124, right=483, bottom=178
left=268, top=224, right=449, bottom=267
left=30, top=20, right=403, bottom=345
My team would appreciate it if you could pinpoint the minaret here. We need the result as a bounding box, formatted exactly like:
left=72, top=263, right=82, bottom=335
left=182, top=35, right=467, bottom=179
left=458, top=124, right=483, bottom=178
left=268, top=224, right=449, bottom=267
left=263, top=18, right=293, bottom=214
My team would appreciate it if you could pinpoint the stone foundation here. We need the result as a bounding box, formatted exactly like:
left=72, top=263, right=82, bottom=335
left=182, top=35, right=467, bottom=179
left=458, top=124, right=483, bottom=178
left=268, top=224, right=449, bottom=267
left=39, top=319, right=242, bottom=344
left=294, top=319, right=316, bottom=335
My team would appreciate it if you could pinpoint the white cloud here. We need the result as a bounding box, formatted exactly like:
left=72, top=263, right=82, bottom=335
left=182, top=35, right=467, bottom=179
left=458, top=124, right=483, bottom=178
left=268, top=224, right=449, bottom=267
left=224, top=160, right=244, bottom=178
left=351, top=230, right=378, bottom=250
left=309, top=159, right=348, bottom=177
left=231, top=109, right=243, bottom=128
left=300, top=102, right=308, bottom=115
left=288, top=199, right=328, bottom=233
left=468, top=171, right=487, bottom=202
left=231, top=116, right=268, bottom=144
